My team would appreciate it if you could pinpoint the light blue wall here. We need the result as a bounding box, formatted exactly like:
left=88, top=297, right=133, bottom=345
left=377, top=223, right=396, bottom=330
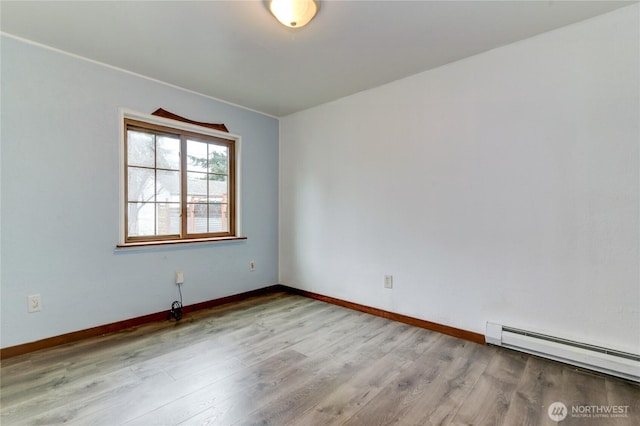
left=0, top=36, right=279, bottom=348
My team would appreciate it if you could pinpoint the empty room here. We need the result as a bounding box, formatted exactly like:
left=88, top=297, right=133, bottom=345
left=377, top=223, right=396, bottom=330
left=1, top=1, right=639, bottom=425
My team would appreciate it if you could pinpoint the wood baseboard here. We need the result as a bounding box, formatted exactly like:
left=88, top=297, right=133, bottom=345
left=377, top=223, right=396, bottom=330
left=280, top=285, right=486, bottom=345
left=1, top=283, right=484, bottom=359
left=0, top=285, right=282, bottom=360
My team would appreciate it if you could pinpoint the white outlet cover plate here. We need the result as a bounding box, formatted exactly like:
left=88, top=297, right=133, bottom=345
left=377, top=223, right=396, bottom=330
left=384, top=275, right=393, bottom=289
left=28, top=294, right=42, bottom=312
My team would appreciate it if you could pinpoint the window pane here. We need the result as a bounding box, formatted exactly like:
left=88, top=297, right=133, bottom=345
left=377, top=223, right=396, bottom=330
left=128, top=167, right=155, bottom=202
left=157, top=170, right=180, bottom=202
left=187, top=140, right=208, bottom=172
left=187, top=203, right=207, bottom=234
left=157, top=203, right=180, bottom=235
left=127, top=131, right=155, bottom=168
left=156, top=136, right=180, bottom=170
left=208, top=203, right=228, bottom=232
left=187, top=172, right=208, bottom=199
left=208, top=176, right=228, bottom=202
left=209, top=144, right=228, bottom=175
left=124, top=118, right=236, bottom=242
left=128, top=202, right=155, bottom=236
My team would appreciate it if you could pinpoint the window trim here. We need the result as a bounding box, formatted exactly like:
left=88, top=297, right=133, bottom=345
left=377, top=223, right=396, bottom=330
left=118, top=108, right=243, bottom=247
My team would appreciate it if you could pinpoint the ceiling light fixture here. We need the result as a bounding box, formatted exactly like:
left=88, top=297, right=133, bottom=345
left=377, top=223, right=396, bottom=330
left=269, top=0, right=318, bottom=28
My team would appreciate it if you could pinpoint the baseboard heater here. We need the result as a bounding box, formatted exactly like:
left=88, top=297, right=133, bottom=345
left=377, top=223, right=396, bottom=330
left=485, top=322, right=640, bottom=383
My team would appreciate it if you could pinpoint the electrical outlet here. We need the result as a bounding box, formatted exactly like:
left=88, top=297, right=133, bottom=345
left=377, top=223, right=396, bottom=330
left=28, top=294, right=42, bottom=313
left=249, top=261, right=256, bottom=271
left=384, top=275, right=393, bottom=289
left=176, top=271, right=184, bottom=284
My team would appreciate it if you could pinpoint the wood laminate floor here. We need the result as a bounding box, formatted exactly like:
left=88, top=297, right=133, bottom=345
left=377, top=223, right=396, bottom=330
left=1, top=292, right=638, bottom=425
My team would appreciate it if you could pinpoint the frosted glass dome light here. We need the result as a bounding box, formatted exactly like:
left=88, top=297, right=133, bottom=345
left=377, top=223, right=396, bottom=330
left=269, top=0, right=318, bottom=28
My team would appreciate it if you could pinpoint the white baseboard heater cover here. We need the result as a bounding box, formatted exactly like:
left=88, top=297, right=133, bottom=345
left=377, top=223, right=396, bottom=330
left=485, top=322, right=640, bottom=383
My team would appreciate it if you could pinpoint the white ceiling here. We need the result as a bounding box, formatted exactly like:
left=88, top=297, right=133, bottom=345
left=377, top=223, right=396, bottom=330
left=1, top=1, right=635, bottom=117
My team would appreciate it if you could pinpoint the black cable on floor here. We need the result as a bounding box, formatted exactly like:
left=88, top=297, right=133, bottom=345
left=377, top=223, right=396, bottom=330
left=169, top=283, right=183, bottom=321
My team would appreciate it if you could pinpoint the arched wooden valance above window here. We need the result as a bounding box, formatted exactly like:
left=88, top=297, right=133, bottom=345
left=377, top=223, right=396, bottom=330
left=151, top=108, right=228, bottom=133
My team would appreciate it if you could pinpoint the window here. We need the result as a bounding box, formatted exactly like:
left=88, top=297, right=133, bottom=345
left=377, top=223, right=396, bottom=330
left=121, top=113, right=241, bottom=246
